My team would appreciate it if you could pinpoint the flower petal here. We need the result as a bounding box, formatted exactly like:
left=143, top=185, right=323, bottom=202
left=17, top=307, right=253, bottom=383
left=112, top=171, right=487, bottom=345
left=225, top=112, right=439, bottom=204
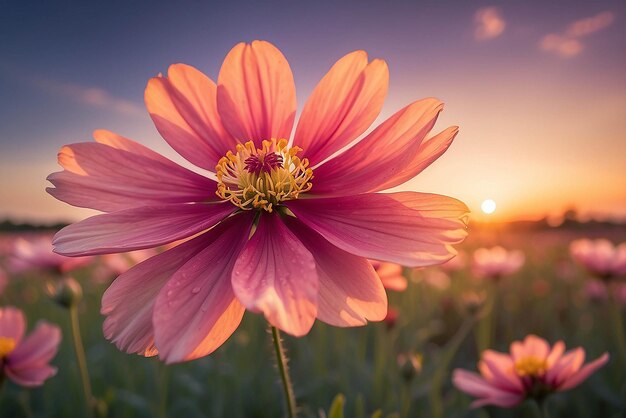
left=372, top=261, right=407, bottom=292
left=517, top=334, right=551, bottom=361
left=287, top=192, right=468, bottom=267
left=6, top=322, right=60, bottom=387
left=283, top=217, right=387, bottom=327
left=558, top=353, right=609, bottom=391
left=217, top=41, right=296, bottom=145
left=53, top=203, right=234, bottom=256
left=546, top=340, right=565, bottom=368
left=4, top=364, right=57, bottom=387
left=232, top=214, right=318, bottom=336
left=311, top=98, right=451, bottom=196
left=145, top=64, right=238, bottom=170
left=47, top=136, right=217, bottom=212
left=101, top=229, right=223, bottom=356
left=153, top=213, right=253, bottom=363
left=453, top=369, right=524, bottom=409
left=7, top=322, right=60, bottom=371
left=546, top=348, right=585, bottom=387
left=480, top=350, right=524, bottom=392
left=0, top=307, right=26, bottom=344
left=294, top=51, right=388, bottom=166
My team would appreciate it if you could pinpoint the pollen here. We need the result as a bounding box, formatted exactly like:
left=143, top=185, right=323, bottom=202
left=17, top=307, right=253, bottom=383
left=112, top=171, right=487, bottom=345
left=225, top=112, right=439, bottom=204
left=0, top=336, right=16, bottom=358
left=215, top=139, right=313, bottom=213
left=514, top=356, right=547, bottom=377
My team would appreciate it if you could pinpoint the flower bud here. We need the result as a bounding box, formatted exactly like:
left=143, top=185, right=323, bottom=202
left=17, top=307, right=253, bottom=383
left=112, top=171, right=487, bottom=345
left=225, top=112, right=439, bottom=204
left=46, top=277, right=83, bottom=308
left=397, top=353, right=423, bottom=382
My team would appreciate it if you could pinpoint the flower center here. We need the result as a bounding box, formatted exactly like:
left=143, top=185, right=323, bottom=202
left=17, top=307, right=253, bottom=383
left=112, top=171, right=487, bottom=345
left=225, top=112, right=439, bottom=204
left=216, top=139, right=313, bottom=213
left=0, top=337, right=16, bottom=358
left=514, top=356, right=547, bottom=377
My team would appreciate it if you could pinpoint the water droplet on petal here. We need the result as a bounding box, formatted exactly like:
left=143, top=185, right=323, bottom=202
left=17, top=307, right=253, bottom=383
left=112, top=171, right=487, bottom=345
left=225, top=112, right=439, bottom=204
left=191, top=287, right=201, bottom=294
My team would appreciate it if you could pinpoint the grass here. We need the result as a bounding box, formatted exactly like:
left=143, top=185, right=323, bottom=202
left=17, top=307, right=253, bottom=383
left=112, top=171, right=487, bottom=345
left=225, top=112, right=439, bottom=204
left=1, top=225, right=625, bottom=417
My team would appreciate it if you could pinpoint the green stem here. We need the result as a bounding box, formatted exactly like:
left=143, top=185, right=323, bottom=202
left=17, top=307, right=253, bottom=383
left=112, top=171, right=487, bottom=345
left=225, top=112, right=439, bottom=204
left=270, top=326, right=297, bottom=418
left=534, top=399, right=550, bottom=418
left=69, top=305, right=94, bottom=418
left=157, top=363, right=169, bottom=418
left=609, top=289, right=626, bottom=367
left=400, top=382, right=412, bottom=418
left=429, top=318, right=476, bottom=418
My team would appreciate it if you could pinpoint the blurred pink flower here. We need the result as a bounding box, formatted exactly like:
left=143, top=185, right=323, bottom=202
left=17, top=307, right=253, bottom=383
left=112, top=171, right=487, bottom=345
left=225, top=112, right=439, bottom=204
left=440, top=251, right=467, bottom=273
left=460, top=290, right=487, bottom=316
left=583, top=280, right=608, bottom=303
left=48, top=40, right=468, bottom=363
left=370, top=260, right=407, bottom=291
left=453, top=334, right=609, bottom=408
left=92, top=249, right=160, bottom=283
left=570, top=239, right=626, bottom=280
left=0, top=306, right=61, bottom=387
left=8, top=235, right=92, bottom=275
left=472, top=246, right=524, bottom=280
left=421, top=269, right=451, bottom=290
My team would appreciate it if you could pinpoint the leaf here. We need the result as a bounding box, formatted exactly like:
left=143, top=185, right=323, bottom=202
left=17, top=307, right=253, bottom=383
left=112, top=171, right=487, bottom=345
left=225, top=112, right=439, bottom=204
left=328, top=393, right=346, bottom=418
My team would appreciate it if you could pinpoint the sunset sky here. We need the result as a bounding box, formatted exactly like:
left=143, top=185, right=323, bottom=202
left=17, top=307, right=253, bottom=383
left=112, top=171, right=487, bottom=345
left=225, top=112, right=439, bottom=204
left=1, top=0, right=625, bottom=223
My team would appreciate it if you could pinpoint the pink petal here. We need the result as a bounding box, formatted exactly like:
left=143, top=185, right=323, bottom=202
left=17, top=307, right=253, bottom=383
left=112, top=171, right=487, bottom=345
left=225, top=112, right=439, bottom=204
left=481, top=350, right=524, bottom=392
left=4, top=365, right=57, bottom=387
left=0, top=306, right=26, bottom=344
left=294, top=51, right=388, bottom=166
left=101, top=212, right=253, bottom=356
left=372, top=261, right=407, bottom=292
left=283, top=217, right=387, bottom=327
left=558, top=353, right=609, bottom=391
left=546, top=341, right=566, bottom=368
left=546, top=348, right=585, bottom=387
left=511, top=334, right=550, bottom=362
left=145, top=64, right=238, bottom=171
left=6, top=322, right=61, bottom=387
left=232, top=214, right=318, bottom=336
left=453, top=369, right=496, bottom=398
left=153, top=214, right=253, bottom=363
left=7, top=322, right=61, bottom=369
left=287, top=192, right=468, bottom=267
left=47, top=137, right=217, bottom=212
left=453, top=369, right=524, bottom=409
left=312, top=98, right=452, bottom=196
left=53, top=203, right=234, bottom=256
left=217, top=41, right=296, bottom=145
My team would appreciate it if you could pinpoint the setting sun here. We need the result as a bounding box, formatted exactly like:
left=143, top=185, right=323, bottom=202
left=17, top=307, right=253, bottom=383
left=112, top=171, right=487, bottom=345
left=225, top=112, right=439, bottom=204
left=481, top=199, right=497, bottom=214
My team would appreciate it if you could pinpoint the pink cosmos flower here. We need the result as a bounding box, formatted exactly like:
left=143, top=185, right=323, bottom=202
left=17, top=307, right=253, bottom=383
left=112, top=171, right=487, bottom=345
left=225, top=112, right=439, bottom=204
left=47, top=41, right=468, bottom=363
left=8, top=235, right=92, bottom=275
left=453, top=335, right=609, bottom=408
left=472, top=246, right=524, bottom=280
left=0, top=306, right=61, bottom=387
left=570, top=239, right=626, bottom=280
left=370, top=260, right=407, bottom=292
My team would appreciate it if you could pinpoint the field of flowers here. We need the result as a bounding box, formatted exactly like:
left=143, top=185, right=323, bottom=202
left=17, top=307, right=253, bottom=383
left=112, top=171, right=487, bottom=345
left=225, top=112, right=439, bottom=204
left=1, top=223, right=624, bottom=418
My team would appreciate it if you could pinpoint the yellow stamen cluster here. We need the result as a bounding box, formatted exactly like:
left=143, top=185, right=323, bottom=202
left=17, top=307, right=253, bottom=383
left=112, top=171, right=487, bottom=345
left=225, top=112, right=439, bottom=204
left=514, top=356, right=547, bottom=377
left=0, top=336, right=16, bottom=358
left=215, top=139, right=313, bottom=212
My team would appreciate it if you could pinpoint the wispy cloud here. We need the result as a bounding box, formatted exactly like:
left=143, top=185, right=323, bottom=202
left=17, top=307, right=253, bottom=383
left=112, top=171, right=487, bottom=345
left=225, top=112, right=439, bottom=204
left=474, top=7, right=506, bottom=41
left=540, top=11, right=615, bottom=58
left=31, top=77, right=144, bottom=116
left=0, top=63, right=144, bottom=116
